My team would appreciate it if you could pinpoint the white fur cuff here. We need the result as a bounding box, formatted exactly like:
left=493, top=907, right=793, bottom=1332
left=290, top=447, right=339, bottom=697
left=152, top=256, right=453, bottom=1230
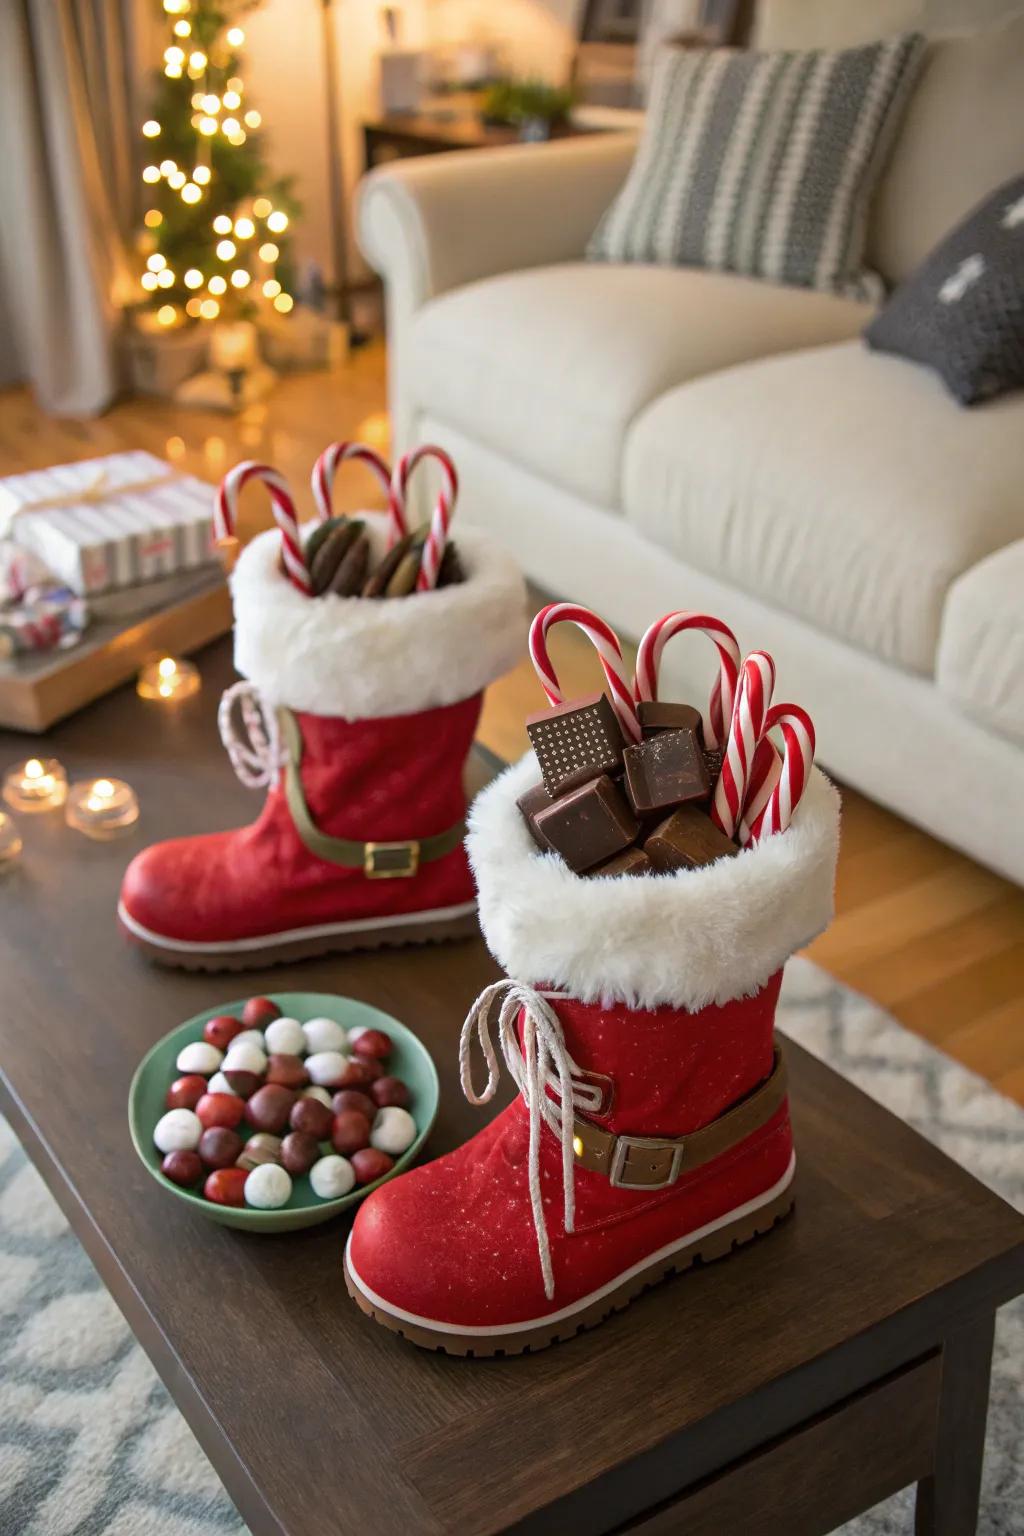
left=468, top=754, right=841, bottom=1012
left=231, top=512, right=527, bottom=718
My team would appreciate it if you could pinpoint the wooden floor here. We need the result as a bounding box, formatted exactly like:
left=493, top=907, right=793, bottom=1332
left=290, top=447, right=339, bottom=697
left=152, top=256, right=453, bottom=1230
left=3, top=355, right=1022, bottom=1103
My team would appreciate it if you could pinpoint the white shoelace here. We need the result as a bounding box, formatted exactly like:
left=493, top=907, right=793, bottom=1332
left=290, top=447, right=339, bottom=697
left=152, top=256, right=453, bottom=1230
left=217, top=681, right=287, bottom=789
left=460, top=980, right=596, bottom=1300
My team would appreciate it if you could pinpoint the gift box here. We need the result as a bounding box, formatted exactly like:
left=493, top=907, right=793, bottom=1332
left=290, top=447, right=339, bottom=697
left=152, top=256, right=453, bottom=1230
left=0, top=450, right=217, bottom=596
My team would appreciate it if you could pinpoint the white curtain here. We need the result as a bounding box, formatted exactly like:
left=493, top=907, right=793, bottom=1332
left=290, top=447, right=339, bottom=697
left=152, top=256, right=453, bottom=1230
left=0, top=1, right=137, bottom=414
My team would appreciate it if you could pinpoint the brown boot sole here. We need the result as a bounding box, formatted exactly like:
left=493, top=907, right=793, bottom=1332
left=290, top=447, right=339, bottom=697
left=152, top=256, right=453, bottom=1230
left=344, top=1177, right=796, bottom=1357
left=117, top=901, right=479, bottom=973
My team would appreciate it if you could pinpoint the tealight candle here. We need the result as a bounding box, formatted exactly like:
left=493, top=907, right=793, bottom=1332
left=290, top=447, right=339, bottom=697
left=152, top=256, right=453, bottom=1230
left=0, top=812, right=22, bottom=867
left=65, top=777, right=139, bottom=840
left=136, top=655, right=201, bottom=702
left=2, top=757, right=68, bottom=813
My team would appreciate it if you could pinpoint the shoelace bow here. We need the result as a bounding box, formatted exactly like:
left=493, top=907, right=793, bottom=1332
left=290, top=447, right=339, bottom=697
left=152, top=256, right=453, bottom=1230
left=217, top=681, right=287, bottom=789
left=460, top=980, right=602, bottom=1301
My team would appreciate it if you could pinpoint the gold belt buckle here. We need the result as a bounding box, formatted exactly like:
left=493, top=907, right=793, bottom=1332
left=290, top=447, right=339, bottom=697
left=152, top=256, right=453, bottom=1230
left=364, top=840, right=420, bottom=879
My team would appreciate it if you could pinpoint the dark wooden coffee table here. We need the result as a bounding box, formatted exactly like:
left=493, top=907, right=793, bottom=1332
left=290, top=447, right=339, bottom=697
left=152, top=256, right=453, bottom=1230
left=1, top=637, right=1021, bottom=1536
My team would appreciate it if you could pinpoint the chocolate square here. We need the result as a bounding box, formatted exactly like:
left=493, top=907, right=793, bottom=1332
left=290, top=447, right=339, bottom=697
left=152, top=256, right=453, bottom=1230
left=516, top=780, right=553, bottom=849
left=703, top=747, right=724, bottom=787
left=637, top=700, right=703, bottom=740
left=534, top=774, right=639, bottom=873
left=584, top=845, right=652, bottom=879
left=526, top=693, right=625, bottom=798
left=622, top=728, right=710, bottom=816
left=643, top=804, right=739, bottom=872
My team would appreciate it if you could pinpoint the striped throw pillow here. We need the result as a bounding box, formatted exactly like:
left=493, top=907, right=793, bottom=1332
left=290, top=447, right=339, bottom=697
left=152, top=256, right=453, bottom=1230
left=588, top=37, right=926, bottom=301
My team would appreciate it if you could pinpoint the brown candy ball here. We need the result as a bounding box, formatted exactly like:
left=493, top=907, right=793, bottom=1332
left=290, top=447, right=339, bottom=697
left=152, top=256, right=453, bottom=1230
left=281, top=1131, right=320, bottom=1177
left=161, top=1150, right=204, bottom=1188
left=331, top=1110, right=371, bottom=1156
left=166, top=1074, right=207, bottom=1111
left=245, top=1084, right=296, bottom=1135
left=352, top=1028, right=392, bottom=1060
left=371, top=1076, right=410, bottom=1109
left=236, top=1132, right=283, bottom=1172
left=266, top=1054, right=310, bottom=1091
left=223, top=1069, right=261, bottom=1100
left=243, top=996, right=280, bottom=1029
left=331, top=1089, right=376, bottom=1121
left=198, top=1126, right=244, bottom=1170
left=336, top=1057, right=378, bottom=1088
left=351, top=1147, right=394, bottom=1185
left=290, top=1097, right=333, bottom=1140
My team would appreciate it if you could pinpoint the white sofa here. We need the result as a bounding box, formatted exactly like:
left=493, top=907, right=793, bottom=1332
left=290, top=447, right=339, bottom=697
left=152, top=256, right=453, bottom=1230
left=357, top=7, right=1024, bottom=883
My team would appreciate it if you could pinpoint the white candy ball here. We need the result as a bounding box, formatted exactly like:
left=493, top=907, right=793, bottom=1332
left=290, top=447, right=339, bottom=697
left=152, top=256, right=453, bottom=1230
left=301, top=1086, right=333, bottom=1108
left=231, top=1028, right=266, bottom=1052
left=371, top=1106, right=417, bottom=1156
left=244, top=1163, right=292, bottom=1210
left=207, top=1071, right=235, bottom=1096
left=153, top=1108, right=202, bottom=1154
left=302, top=1016, right=347, bottom=1055
left=176, top=1041, right=223, bottom=1076
left=222, top=1041, right=267, bottom=1076
left=309, top=1154, right=355, bottom=1199
left=264, top=1017, right=305, bottom=1056
left=305, top=1050, right=348, bottom=1087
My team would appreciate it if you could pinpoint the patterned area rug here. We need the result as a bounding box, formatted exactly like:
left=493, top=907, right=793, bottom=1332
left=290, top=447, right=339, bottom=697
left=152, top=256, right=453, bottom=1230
left=1, top=958, right=1021, bottom=1536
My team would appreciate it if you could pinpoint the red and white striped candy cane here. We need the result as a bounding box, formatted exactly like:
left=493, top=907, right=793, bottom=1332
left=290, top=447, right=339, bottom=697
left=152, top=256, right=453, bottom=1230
left=747, top=703, right=816, bottom=842
left=737, top=736, right=782, bottom=847
left=633, top=611, right=740, bottom=750
left=711, top=650, right=776, bottom=839
left=215, top=461, right=310, bottom=595
left=529, top=602, right=641, bottom=743
left=311, top=442, right=405, bottom=545
left=390, top=445, right=458, bottom=590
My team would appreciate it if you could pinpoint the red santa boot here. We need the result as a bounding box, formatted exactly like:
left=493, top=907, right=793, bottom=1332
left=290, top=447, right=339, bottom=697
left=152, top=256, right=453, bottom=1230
left=345, top=752, right=839, bottom=1354
left=118, top=512, right=525, bottom=968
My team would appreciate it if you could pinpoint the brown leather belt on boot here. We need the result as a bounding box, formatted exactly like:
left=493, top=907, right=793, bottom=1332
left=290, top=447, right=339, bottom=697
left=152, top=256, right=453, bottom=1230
left=571, top=1048, right=788, bottom=1191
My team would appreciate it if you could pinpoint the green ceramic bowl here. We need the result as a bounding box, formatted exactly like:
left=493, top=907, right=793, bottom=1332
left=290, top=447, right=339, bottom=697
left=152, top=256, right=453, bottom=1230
left=128, top=992, right=439, bottom=1232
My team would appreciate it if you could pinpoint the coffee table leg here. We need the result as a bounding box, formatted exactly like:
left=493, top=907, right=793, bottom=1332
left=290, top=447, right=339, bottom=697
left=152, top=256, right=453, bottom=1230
left=915, top=1313, right=995, bottom=1535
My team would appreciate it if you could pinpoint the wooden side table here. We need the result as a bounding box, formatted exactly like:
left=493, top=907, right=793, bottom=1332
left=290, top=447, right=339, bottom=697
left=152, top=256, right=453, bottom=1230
left=363, top=111, right=595, bottom=172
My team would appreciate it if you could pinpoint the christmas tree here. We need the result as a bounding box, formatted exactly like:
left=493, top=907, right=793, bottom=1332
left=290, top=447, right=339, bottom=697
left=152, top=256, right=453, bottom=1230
left=135, top=0, right=299, bottom=330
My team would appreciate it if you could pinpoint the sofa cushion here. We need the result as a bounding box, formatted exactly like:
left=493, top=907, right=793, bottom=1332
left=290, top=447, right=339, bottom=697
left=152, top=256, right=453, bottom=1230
left=622, top=340, right=1024, bottom=674
left=408, top=263, right=870, bottom=509
left=936, top=541, right=1024, bottom=743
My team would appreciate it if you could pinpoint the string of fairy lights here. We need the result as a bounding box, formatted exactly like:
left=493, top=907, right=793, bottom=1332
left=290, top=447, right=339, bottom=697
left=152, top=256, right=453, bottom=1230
left=139, top=0, right=294, bottom=329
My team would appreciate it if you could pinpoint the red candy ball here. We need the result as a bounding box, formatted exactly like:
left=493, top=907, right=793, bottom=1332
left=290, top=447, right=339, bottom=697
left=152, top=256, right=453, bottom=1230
left=166, top=1074, right=207, bottom=1111
left=204, top=1167, right=248, bottom=1206
left=352, top=1028, right=391, bottom=1060
left=198, top=1126, right=243, bottom=1169
left=266, top=1054, right=309, bottom=1091
left=337, top=1058, right=378, bottom=1088
left=161, top=1150, right=204, bottom=1188
left=290, top=1097, right=333, bottom=1140
left=332, top=1089, right=376, bottom=1121
left=203, top=1014, right=245, bottom=1051
left=351, top=1147, right=394, bottom=1185
left=371, top=1076, right=410, bottom=1109
left=331, top=1110, right=371, bottom=1156
left=196, top=1092, right=244, bottom=1130
left=245, top=1084, right=296, bottom=1135
left=243, top=996, right=280, bottom=1029
left=281, top=1131, right=320, bottom=1176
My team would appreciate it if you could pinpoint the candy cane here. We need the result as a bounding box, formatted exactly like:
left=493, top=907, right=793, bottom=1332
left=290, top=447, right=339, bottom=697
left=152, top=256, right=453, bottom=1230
left=737, top=736, right=782, bottom=847
left=529, top=602, right=641, bottom=743
left=215, top=461, right=310, bottom=595
left=312, top=442, right=405, bottom=545
left=712, top=650, right=775, bottom=838
left=747, top=703, right=816, bottom=841
left=634, top=611, right=740, bottom=750
left=390, top=445, right=458, bottom=590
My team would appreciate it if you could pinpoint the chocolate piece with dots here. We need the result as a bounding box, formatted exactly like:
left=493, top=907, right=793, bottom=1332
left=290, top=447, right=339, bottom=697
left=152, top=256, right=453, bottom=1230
left=526, top=693, right=625, bottom=799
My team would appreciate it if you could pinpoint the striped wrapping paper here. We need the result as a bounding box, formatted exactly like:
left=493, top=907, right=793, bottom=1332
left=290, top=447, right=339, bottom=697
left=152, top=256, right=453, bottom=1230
left=0, top=451, right=217, bottom=596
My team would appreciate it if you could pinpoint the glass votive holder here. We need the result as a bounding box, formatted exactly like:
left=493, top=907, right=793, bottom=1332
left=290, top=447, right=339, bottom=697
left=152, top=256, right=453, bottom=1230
left=136, top=655, right=201, bottom=702
left=2, top=757, right=68, bottom=813
left=0, top=812, right=22, bottom=867
left=65, top=778, right=140, bottom=840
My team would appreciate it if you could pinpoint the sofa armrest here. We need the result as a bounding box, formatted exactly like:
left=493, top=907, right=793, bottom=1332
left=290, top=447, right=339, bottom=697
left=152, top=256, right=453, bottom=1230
left=357, top=133, right=638, bottom=309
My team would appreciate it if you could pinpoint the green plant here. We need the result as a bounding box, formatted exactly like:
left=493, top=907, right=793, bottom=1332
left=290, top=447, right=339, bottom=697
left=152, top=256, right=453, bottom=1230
left=481, top=77, right=575, bottom=127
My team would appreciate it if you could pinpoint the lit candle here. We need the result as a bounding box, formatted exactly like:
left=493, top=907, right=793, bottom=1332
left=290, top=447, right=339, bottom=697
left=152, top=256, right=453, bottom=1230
left=65, top=778, right=140, bottom=840
left=136, top=656, right=201, bottom=702
left=2, top=757, right=68, bottom=813
left=0, top=812, right=22, bottom=867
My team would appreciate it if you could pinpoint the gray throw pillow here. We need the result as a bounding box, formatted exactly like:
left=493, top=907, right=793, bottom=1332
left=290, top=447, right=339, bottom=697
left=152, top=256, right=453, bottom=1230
left=865, top=174, right=1024, bottom=405
left=587, top=36, right=926, bottom=301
